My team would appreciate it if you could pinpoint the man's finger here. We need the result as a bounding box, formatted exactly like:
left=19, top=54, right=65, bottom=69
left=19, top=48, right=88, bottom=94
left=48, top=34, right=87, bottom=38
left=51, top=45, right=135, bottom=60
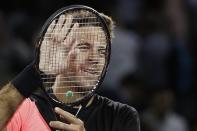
left=55, top=15, right=65, bottom=33
left=61, top=14, right=73, bottom=39
left=63, top=22, right=79, bottom=52
left=45, top=20, right=56, bottom=38
left=54, top=15, right=66, bottom=42
left=54, top=107, right=82, bottom=124
left=67, top=22, right=79, bottom=39
left=49, top=121, right=75, bottom=130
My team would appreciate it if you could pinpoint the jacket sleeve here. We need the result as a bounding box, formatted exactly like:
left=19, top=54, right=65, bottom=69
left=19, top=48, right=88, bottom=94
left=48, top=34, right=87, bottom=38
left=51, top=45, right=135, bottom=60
left=113, top=104, right=141, bottom=131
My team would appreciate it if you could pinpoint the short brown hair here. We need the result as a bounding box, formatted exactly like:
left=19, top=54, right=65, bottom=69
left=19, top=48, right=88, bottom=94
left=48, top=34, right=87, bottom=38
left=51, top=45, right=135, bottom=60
left=100, top=13, right=115, bottom=38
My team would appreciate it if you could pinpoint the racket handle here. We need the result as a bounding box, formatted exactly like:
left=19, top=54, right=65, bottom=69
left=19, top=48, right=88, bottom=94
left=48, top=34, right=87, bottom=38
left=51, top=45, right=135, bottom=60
left=11, top=62, right=42, bottom=97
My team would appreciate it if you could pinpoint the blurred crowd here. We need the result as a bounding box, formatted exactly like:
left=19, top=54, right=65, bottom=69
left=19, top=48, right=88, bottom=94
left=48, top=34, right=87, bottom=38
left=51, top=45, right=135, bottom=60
left=0, top=0, right=196, bottom=131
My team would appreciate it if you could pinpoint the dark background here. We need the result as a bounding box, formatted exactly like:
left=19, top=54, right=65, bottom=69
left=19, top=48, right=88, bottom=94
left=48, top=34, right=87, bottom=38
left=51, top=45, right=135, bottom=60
left=0, top=0, right=196, bottom=130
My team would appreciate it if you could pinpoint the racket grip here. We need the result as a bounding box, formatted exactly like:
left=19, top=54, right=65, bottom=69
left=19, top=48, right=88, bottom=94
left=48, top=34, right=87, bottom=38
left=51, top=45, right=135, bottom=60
left=11, top=62, right=42, bottom=97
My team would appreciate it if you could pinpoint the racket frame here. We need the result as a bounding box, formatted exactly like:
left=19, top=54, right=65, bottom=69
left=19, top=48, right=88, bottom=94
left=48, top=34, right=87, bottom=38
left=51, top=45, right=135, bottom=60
left=35, top=5, right=111, bottom=106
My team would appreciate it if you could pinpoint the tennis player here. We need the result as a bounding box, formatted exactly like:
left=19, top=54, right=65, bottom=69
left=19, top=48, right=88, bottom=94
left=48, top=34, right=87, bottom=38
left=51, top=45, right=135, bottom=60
left=0, top=10, right=140, bottom=131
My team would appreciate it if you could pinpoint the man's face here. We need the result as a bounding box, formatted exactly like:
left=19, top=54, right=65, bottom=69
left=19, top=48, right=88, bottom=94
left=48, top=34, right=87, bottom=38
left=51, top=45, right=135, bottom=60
left=39, top=14, right=109, bottom=103
left=67, top=26, right=107, bottom=89
left=53, top=26, right=107, bottom=98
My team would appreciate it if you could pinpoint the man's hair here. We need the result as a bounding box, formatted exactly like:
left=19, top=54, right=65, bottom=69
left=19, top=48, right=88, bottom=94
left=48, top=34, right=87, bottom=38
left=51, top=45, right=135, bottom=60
left=67, top=10, right=115, bottom=38
left=100, top=13, right=115, bottom=38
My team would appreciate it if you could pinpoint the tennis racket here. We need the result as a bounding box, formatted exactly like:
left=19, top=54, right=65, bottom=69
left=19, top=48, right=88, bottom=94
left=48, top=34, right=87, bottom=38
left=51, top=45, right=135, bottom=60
left=35, top=5, right=111, bottom=111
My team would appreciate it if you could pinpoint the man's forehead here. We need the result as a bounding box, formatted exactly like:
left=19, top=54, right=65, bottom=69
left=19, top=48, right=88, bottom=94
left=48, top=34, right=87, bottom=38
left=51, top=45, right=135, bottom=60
left=75, top=26, right=107, bottom=45
left=78, top=26, right=105, bottom=35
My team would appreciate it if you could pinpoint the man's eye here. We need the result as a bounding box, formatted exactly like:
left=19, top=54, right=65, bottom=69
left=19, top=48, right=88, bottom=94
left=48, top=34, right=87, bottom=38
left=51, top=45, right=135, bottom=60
left=76, top=43, right=90, bottom=50
left=99, top=49, right=106, bottom=55
left=78, top=46, right=89, bottom=49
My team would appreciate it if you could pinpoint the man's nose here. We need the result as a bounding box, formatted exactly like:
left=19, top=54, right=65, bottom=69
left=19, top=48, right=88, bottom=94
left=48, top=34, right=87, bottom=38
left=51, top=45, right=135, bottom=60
left=88, top=57, right=99, bottom=65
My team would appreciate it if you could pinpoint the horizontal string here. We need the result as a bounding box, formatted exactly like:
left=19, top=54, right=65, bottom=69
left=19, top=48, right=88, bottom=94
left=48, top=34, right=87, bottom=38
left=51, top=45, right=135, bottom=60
left=39, top=53, right=107, bottom=55
left=40, top=74, right=102, bottom=77
left=49, top=91, right=91, bottom=94
left=38, top=58, right=104, bottom=61
left=40, top=75, right=100, bottom=78
left=43, top=79, right=98, bottom=83
left=41, top=77, right=100, bottom=79
left=50, top=22, right=101, bottom=25
left=55, top=17, right=99, bottom=19
left=48, top=85, right=95, bottom=88
left=45, top=31, right=104, bottom=34
left=39, top=64, right=104, bottom=66
left=39, top=67, right=104, bottom=69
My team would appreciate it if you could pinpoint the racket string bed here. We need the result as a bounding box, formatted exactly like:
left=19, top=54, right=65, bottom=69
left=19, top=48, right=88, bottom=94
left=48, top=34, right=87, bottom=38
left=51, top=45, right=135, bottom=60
left=37, top=6, right=110, bottom=105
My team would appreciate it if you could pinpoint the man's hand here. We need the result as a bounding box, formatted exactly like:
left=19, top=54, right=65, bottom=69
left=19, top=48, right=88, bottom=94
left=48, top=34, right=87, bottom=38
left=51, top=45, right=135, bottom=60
left=39, top=14, right=79, bottom=75
left=49, top=107, right=85, bottom=131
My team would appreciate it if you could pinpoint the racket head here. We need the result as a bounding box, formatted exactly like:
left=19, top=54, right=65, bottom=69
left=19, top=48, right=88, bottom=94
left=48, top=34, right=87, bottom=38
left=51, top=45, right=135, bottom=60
left=35, top=5, right=111, bottom=106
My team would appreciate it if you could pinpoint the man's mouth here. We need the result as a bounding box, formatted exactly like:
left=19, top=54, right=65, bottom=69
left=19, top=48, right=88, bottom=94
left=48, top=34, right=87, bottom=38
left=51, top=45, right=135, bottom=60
left=84, top=68, right=100, bottom=75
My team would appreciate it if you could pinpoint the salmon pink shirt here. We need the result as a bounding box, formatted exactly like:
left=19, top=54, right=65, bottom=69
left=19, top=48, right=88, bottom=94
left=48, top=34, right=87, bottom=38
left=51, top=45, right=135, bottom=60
left=7, top=99, right=51, bottom=131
